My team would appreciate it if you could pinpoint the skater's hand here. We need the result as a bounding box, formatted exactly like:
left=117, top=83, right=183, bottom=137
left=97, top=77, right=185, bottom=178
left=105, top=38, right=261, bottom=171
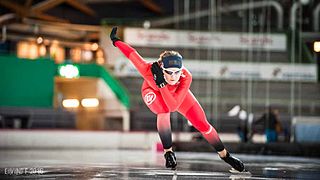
left=110, top=27, right=121, bottom=47
left=151, top=62, right=167, bottom=88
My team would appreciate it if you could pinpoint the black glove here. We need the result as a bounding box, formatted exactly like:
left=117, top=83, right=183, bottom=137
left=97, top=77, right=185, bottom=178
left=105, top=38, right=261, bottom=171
left=151, top=62, right=167, bottom=88
left=110, top=27, right=121, bottom=47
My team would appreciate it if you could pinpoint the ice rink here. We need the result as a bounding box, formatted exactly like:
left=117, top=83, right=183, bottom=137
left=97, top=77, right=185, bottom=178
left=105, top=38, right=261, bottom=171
left=1, top=149, right=319, bottom=179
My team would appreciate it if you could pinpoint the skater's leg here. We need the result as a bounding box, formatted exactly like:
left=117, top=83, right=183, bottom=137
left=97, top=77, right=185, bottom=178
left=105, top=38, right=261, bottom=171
left=142, top=88, right=171, bottom=147
left=157, top=113, right=177, bottom=169
left=142, top=88, right=172, bottom=149
left=156, top=113, right=177, bottom=169
left=142, top=88, right=176, bottom=169
left=157, top=113, right=172, bottom=150
left=179, top=102, right=244, bottom=172
left=182, top=103, right=225, bottom=152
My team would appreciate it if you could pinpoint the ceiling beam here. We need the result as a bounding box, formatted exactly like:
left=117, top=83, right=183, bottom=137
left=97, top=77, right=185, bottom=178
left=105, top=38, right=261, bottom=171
left=0, top=0, right=68, bottom=22
left=82, top=0, right=133, bottom=3
left=31, top=0, right=66, bottom=12
left=24, top=18, right=101, bottom=32
left=24, top=0, right=34, bottom=9
left=0, top=1, right=28, bottom=17
left=66, top=0, right=96, bottom=16
left=5, top=34, right=92, bottom=47
left=139, top=0, right=163, bottom=14
left=0, top=13, right=16, bottom=24
left=31, top=12, right=69, bottom=23
left=7, top=23, right=83, bottom=40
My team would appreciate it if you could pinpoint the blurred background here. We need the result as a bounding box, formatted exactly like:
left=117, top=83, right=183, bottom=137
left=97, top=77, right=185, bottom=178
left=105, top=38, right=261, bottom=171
left=0, top=0, right=319, bottom=156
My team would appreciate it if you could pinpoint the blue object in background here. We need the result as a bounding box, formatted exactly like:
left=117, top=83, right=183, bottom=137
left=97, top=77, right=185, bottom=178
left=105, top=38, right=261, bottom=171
left=295, top=124, right=320, bottom=142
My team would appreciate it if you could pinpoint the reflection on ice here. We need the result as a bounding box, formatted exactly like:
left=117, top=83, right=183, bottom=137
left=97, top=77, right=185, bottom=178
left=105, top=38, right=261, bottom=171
left=0, top=150, right=319, bottom=179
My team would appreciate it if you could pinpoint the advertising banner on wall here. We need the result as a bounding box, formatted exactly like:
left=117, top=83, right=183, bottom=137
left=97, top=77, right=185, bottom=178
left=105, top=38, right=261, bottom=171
left=114, top=57, right=317, bottom=82
left=124, top=28, right=287, bottom=51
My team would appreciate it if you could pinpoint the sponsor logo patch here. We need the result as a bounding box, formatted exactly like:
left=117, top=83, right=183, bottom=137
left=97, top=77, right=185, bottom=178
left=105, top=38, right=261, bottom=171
left=144, top=92, right=156, bottom=105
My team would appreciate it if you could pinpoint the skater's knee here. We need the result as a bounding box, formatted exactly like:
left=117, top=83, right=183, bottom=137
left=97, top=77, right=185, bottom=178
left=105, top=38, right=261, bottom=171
left=195, top=124, right=212, bottom=134
left=157, top=113, right=170, bottom=119
left=149, top=108, right=169, bottom=115
left=157, top=112, right=171, bottom=129
left=203, top=125, right=213, bottom=135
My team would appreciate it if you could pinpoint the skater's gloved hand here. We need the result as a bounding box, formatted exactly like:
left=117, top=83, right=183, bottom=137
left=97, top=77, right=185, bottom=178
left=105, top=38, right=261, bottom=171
left=151, top=62, right=167, bottom=88
left=110, top=27, right=121, bottom=47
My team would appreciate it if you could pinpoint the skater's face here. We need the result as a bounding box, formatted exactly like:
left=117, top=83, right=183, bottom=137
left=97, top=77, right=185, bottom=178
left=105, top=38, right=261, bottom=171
left=163, top=67, right=182, bottom=85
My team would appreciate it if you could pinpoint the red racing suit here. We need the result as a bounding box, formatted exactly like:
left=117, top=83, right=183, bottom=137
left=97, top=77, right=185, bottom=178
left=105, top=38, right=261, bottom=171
left=115, top=41, right=224, bottom=152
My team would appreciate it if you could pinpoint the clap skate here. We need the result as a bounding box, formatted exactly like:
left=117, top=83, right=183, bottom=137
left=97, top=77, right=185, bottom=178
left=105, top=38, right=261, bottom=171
left=164, top=151, right=177, bottom=170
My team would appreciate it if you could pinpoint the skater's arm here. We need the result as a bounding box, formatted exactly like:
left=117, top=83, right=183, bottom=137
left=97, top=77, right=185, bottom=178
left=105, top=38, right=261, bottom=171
left=159, top=69, right=192, bottom=111
left=110, top=27, right=150, bottom=78
left=114, top=41, right=150, bottom=78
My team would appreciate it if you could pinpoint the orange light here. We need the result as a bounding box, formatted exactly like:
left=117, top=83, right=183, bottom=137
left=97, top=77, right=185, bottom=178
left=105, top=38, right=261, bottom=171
left=29, top=43, right=38, bottom=59
left=71, top=48, right=82, bottom=62
left=97, top=58, right=104, bottom=64
left=96, top=50, right=105, bottom=64
left=17, top=41, right=29, bottom=58
left=83, top=43, right=91, bottom=50
left=39, top=45, right=46, bottom=56
left=50, top=43, right=65, bottom=63
left=91, top=43, right=99, bottom=51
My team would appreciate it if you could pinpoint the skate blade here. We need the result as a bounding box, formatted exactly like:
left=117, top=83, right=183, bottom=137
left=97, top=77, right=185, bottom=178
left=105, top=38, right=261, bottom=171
left=229, top=168, right=251, bottom=175
left=167, top=164, right=177, bottom=170
left=172, top=169, right=177, bottom=180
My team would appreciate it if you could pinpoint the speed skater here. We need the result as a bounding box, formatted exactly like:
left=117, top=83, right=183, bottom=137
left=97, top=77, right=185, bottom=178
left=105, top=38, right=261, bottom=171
left=110, top=27, right=245, bottom=172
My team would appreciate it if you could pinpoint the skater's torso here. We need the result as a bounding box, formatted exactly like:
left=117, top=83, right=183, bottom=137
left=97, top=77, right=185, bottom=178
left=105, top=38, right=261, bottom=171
left=140, top=63, right=190, bottom=93
left=140, top=63, right=196, bottom=113
left=114, top=40, right=196, bottom=112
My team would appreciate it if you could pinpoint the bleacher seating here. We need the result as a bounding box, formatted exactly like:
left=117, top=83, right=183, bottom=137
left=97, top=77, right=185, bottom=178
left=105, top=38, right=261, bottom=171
left=0, top=107, right=76, bottom=129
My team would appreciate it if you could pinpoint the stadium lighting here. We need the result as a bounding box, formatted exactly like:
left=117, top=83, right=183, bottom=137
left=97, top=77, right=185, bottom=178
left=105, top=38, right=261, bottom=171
left=314, top=41, right=320, bottom=52
left=62, top=99, right=79, bottom=108
left=58, top=64, right=79, bottom=78
left=81, top=98, right=99, bottom=108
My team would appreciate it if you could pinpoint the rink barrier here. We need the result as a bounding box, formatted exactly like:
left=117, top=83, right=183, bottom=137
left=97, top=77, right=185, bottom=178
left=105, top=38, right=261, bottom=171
left=0, top=130, right=260, bottom=150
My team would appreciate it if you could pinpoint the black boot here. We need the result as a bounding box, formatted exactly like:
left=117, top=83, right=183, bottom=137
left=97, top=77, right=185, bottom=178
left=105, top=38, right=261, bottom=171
left=164, top=151, right=177, bottom=170
left=221, top=152, right=245, bottom=172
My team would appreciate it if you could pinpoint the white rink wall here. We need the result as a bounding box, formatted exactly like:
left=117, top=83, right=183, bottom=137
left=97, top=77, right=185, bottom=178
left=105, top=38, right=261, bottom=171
left=0, top=130, right=265, bottom=149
